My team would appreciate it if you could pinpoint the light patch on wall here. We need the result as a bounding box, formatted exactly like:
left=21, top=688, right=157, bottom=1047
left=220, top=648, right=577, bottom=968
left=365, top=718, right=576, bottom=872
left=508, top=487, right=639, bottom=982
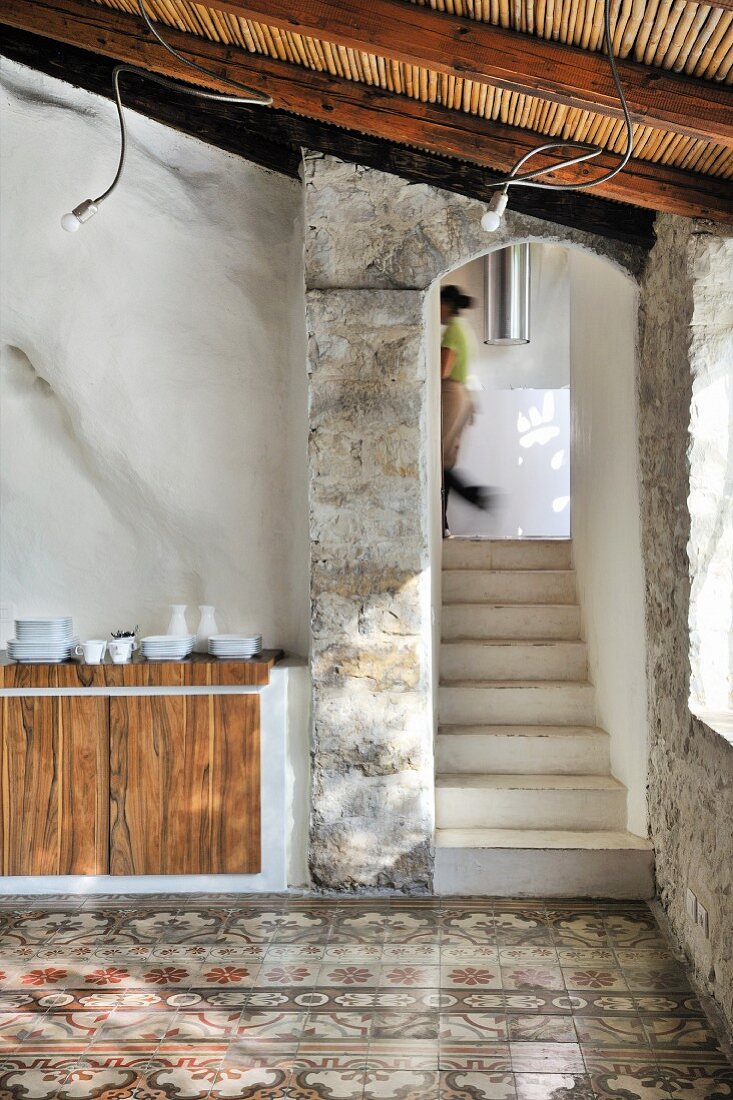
left=688, top=357, right=733, bottom=710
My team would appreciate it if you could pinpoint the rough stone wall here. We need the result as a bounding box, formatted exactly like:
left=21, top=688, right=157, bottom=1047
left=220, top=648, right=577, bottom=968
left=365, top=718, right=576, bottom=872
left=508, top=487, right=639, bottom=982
left=639, top=214, right=733, bottom=1034
left=304, top=152, right=643, bottom=891
left=307, top=289, right=433, bottom=890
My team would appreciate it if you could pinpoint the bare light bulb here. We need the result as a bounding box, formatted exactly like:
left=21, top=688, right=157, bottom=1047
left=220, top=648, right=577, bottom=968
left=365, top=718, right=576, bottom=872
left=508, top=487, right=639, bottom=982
left=61, top=212, right=81, bottom=232
left=61, top=199, right=99, bottom=232
left=481, top=191, right=509, bottom=232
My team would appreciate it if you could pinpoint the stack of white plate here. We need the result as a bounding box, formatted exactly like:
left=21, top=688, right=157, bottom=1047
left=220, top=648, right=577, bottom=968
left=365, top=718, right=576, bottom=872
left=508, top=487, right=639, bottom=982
left=8, top=617, right=76, bottom=662
left=209, top=634, right=263, bottom=659
left=140, top=635, right=195, bottom=661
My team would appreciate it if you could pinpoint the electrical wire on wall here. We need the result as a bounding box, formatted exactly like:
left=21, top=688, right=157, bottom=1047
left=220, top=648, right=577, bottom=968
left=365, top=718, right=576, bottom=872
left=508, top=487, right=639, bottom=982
left=480, top=0, right=634, bottom=230
left=62, top=0, right=633, bottom=232
left=61, top=0, right=272, bottom=230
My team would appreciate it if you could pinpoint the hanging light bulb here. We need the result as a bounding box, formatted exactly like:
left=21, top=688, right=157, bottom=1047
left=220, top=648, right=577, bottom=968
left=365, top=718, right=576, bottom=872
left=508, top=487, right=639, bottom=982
left=481, top=0, right=632, bottom=231
left=481, top=191, right=508, bottom=233
left=62, top=0, right=272, bottom=231
left=61, top=199, right=99, bottom=232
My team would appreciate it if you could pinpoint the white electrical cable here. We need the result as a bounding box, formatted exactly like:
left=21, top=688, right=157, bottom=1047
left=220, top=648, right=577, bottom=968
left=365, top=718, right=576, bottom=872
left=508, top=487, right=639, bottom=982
left=481, top=0, right=634, bottom=228
left=62, top=0, right=271, bottom=228
left=63, top=0, right=632, bottom=231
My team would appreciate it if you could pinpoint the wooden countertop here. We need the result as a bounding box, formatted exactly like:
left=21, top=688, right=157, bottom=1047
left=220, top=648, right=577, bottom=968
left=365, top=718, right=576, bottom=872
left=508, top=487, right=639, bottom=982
left=0, top=649, right=284, bottom=689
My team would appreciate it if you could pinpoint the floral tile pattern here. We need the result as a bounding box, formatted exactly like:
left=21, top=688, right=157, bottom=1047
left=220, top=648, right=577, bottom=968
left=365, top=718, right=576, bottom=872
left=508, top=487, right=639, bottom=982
left=0, top=896, right=730, bottom=1099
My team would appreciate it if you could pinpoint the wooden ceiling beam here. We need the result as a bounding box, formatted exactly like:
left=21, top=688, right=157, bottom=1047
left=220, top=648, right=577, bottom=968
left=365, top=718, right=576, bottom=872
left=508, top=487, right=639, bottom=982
left=2, top=0, right=732, bottom=222
left=209, top=0, right=733, bottom=147
left=0, top=25, right=656, bottom=249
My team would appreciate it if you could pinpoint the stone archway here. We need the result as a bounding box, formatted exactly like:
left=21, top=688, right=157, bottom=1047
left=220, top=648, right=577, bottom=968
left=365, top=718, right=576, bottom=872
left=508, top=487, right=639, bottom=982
left=303, top=152, right=646, bottom=891
left=304, top=153, right=731, bottom=913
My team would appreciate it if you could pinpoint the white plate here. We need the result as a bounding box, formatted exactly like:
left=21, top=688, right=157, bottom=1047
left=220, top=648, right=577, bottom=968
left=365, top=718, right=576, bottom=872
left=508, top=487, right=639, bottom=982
left=209, top=644, right=262, bottom=651
left=209, top=646, right=261, bottom=652
left=141, top=635, right=195, bottom=644
left=12, top=656, right=70, bottom=664
left=15, top=618, right=72, bottom=633
left=14, top=633, right=73, bottom=642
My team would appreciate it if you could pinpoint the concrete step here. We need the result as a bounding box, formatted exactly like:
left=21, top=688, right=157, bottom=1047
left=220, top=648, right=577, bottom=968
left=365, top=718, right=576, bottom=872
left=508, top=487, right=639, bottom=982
left=435, top=774, right=626, bottom=830
left=440, top=640, right=588, bottom=682
left=442, top=604, right=581, bottom=641
left=435, top=725, right=610, bottom=774
left=443, top=538, right=572, bottom=571
left=443, top=569, right=576, bottom=605
left=439, top=680, right=595, bottom=726
left=434, top=828, right=654, bottom=898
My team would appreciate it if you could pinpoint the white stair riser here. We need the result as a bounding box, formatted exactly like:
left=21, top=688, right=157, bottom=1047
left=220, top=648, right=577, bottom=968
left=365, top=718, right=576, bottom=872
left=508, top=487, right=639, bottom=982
left=442, top=604, right=580, bottom=640
left=434, top=847, right=654, bottom=898
left=443, top=571, right=576, bottom=605
left=436, top=786, right=626, bottom=830
left=435, top=731, right=610, bottom=774
left=441, top=641, right=587, bottom=681
left=443, top=540, right=572, bottom=571
left=439, top=683, right=595, bottom=725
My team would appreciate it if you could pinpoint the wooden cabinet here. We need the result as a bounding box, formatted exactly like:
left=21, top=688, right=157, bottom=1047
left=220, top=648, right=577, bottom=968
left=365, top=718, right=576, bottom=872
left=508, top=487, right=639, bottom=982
left=0, top=653, right=276, bottom=878
left=0, top=696, right=109, bottom=875
left=109, top=694, right=261, bottom=875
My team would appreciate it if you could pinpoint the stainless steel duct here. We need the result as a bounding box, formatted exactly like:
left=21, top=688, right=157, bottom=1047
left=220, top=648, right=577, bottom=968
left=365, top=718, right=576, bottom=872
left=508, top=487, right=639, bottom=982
left=485, top=244, right=531, bottom=345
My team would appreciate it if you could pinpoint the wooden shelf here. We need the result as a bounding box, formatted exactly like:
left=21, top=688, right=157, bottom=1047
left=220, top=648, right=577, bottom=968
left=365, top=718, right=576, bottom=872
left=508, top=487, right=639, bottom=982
left=0, top=650, right=284, bottom=689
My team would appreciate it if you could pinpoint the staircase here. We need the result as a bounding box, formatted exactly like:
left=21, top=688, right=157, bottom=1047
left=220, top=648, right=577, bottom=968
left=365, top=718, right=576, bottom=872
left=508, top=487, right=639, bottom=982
left=435, top=538, right=654, bottom=897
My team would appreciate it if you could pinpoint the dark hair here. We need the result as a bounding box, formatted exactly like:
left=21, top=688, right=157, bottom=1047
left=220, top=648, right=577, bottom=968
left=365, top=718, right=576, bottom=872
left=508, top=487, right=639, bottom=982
left=441, top=284, right=474, bottom=315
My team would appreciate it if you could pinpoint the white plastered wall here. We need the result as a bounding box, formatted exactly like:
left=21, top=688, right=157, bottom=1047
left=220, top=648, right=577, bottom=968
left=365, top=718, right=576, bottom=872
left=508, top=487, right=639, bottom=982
left=569, top=249, right=648, bottom=836
left=0, top=61, right=309, bottom=656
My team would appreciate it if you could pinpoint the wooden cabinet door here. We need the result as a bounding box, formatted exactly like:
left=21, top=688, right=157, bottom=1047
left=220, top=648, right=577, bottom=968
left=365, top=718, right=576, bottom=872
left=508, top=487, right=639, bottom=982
left=109, top=694, right=260, bottom=875
left=1, top=696, right=109, bottom=875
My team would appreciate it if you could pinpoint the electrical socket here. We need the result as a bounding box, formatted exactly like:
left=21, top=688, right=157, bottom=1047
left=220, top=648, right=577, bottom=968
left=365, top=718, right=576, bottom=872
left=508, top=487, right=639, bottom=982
left=696, top=901, right=709, bottom=938
left=686, top=888, right=697, bottom=922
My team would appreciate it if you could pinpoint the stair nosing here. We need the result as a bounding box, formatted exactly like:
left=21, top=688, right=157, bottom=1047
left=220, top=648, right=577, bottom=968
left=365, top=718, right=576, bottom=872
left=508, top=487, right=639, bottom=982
left=443, top=602, right=580, bottom=610
left=437, top=724, right=609, bottom=737
left=440, top=572, right=576, bottom=580
left=439, top=679, right=594, bottom=689
left=441, top=638, right=586, bottom=645
left=435, top=773, right=625, bottom=790
left=434, top=827, right=652, bottom=851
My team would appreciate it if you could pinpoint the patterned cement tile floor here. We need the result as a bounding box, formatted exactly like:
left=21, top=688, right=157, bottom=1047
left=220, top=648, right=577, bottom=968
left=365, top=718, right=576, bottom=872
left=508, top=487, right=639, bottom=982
left=0, top=894, right=730, bottom=1100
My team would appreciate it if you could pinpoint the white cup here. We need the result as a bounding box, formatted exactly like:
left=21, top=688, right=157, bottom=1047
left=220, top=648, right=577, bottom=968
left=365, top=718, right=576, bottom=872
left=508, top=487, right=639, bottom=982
left=74, top=639, right=107, bottom=664
left=108, top=638, right=136, bottom=664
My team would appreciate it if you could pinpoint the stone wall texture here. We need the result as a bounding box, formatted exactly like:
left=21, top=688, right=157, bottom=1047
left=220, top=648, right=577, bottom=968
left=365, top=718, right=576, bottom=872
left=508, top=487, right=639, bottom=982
left=306, top=287, right=433, bottom=890
left=303, top=152, right=644, bottom=892
left=639, top=214, right=733, bottom=1035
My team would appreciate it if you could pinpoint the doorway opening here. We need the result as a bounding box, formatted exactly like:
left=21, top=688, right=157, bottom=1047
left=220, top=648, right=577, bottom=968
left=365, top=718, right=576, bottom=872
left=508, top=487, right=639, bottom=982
left=440, top=244, right=570, bottom=538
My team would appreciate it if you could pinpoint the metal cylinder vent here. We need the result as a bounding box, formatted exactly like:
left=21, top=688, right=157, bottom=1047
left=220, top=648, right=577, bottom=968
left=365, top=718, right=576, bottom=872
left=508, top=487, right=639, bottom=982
left=485, top=244, right=531, bottom=346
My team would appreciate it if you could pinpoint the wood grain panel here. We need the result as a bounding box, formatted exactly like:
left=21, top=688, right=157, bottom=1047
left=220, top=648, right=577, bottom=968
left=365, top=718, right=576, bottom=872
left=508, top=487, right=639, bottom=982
left=109, top=695, right=184, bottom=875
left=109, top=695, right=260, bottom=874
left=211, top=694, right=260, bottom=873
left=1, top=697, right=108, bottom=874
left=212, top=0, right=733, bottom=146
left=58, top=697, right=110, bottom=874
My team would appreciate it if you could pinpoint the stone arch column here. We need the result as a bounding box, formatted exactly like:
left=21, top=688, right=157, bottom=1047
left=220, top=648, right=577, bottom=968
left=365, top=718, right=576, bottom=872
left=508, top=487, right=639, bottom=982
left=304, top=151, right=645, bottom=891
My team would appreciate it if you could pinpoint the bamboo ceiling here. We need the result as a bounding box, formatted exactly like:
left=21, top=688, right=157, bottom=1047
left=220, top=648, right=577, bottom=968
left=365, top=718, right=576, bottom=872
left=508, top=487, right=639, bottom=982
left=92, top=0, right=733, bottom=180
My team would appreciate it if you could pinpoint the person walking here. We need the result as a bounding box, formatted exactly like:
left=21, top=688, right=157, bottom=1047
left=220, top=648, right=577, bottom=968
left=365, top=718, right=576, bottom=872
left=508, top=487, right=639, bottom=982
left=440, top=284, right=493, bottom=533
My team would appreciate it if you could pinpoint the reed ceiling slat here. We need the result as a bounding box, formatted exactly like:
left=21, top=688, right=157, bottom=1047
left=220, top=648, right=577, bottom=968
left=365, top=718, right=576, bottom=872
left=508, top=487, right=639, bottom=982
left=88, top=0, right=733, bottom=179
